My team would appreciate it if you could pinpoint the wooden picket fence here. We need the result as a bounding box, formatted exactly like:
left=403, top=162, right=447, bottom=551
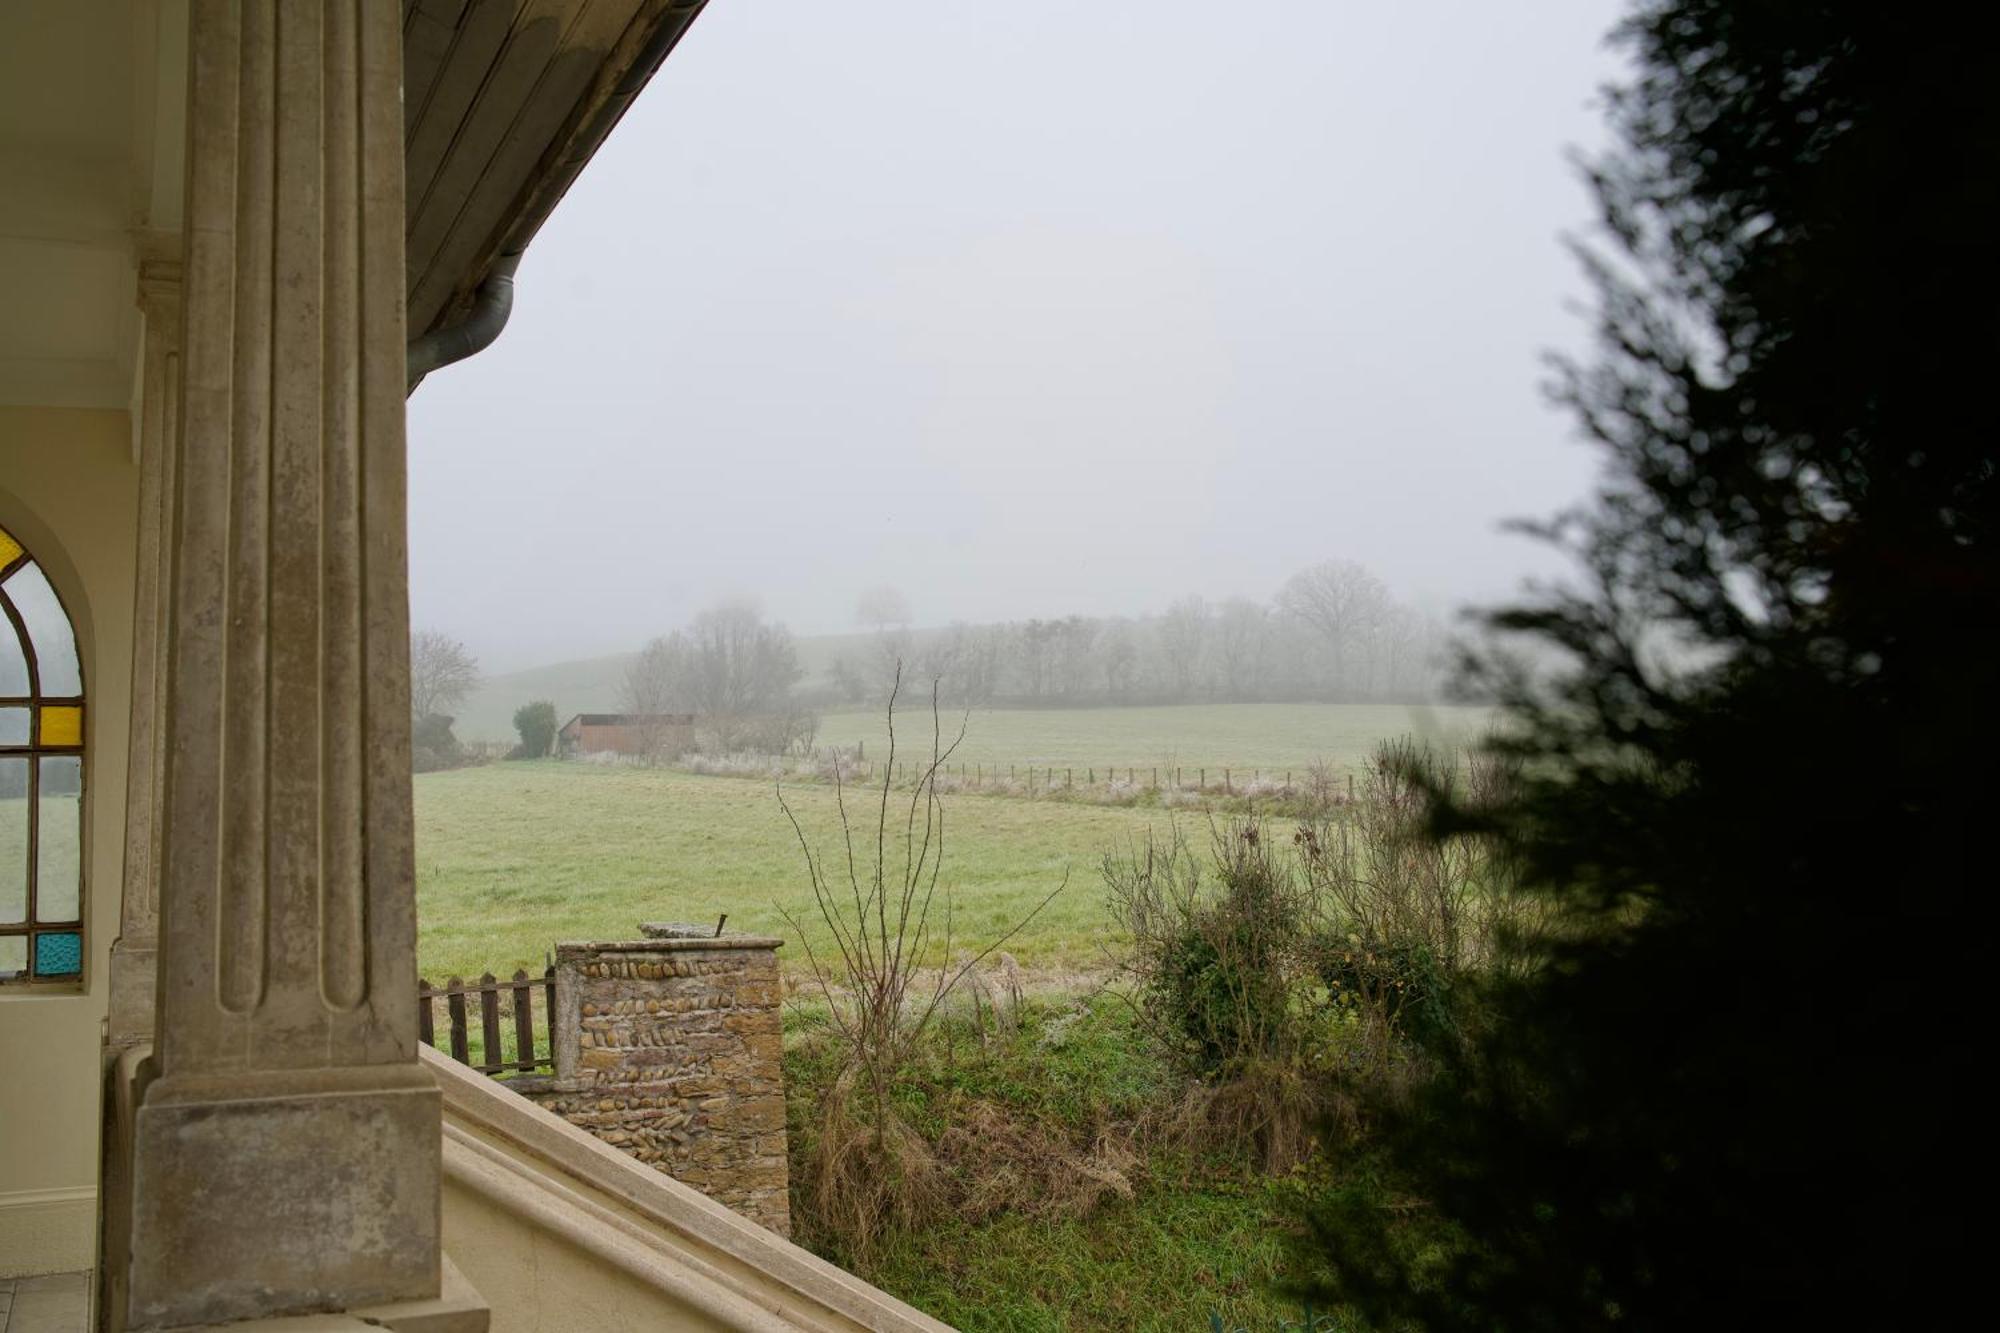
left=419, top=968, right=556, bottom=1076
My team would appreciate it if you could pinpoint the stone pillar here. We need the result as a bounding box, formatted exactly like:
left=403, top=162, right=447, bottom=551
left=527, top=925, right=791, bottom=1234
left=97, top=254, right=180, bottom=1331
left=123, top=3, right=445, bottom=1326
left=104, top=254, right=181, bottom=1050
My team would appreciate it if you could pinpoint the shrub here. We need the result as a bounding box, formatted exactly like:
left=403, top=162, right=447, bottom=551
left=780, top=668, right=1062, bottom=1261
left=411, top=712, right=465, bottom=773
left=1106, top=740, right=1529, bottom=1168
left=1106, top=820, right=1335, bottom=1169
left=510, top=699, right=558, bottom=759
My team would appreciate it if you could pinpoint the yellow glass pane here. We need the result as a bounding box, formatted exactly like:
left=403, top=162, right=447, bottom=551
left=40, top=705, right=82, bottom=747
left=0, top=525, right=21, bottom=570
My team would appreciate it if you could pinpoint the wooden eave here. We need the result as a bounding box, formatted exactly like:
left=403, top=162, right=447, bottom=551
left=402, top=0, right=709, bottom=342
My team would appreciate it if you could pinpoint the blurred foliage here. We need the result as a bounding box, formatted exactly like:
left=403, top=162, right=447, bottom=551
left=1296, top=3, right=1992, bottom=1328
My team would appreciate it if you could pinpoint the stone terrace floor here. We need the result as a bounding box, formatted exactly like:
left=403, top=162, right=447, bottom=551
left=0, top=1272, right=88, bottom=1333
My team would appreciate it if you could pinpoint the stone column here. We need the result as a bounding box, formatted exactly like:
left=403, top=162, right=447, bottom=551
left=97, top=255, right=181, bottom=1330
left=105, top=254, right=181, bottom=1050
left=124, top=3, right=442, bottom=1326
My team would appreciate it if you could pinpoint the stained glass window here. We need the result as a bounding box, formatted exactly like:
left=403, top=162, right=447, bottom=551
left=0, top=524, right=85, bottom=985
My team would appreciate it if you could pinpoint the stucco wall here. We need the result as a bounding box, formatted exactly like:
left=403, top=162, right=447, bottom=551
left=0, top=406, right=137, bottom=1275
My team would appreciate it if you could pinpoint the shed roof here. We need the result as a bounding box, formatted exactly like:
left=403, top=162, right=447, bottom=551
left=563, top=712, right=695, bottom=729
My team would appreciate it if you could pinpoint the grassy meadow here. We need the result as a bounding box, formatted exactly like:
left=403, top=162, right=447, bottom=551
left=816, top=701, right=1488, bottom=780
left=413, top=703, right=1483, bottom=983
left=410, top=702, right=1473, bottom=1330
left=414, top=760, right=1164, bottom=984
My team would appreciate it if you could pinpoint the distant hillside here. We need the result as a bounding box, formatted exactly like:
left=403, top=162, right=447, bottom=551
left=451, top=627, right=948, bottom=742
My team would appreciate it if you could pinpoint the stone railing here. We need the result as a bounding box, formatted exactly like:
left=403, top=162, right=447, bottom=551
left=429, top=1046, right=952, bottom=1332
left=504, top=924, right=790, bottom=1236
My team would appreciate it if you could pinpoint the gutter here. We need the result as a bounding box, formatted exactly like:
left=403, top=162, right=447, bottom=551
left=402, top=1, right=709, bottom=390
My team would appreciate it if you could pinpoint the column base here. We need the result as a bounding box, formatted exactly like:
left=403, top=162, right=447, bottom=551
left=104, top=938, right=157, bottom=1047
left=160, top=1257, right=488, bottom=1333
left=127, top=1065, right=443, bottom=1331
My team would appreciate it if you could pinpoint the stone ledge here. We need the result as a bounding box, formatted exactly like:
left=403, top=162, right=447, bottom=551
left=560, top=929, right=784, bottom=953
left=427, top=1048, right=953, bottom=1332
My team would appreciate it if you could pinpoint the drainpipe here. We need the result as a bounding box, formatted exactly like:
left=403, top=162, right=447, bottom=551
left=405, top=251, right=521, bottom=389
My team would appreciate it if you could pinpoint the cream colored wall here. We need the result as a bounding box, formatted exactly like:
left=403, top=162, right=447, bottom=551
left=442, top=1178, right=738, bottom=1333
left=0, top=405, right=137, bottom=1276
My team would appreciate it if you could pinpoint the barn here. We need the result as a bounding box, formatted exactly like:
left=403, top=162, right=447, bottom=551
left=560, top=712, right=696, bottom=758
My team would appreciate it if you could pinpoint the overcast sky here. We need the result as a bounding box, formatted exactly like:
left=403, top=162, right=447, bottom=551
left=408, top=0, right=1623, bottom=675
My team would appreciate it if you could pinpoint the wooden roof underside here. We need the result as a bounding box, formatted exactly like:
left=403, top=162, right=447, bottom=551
left=402, top=0, right=708, bottom=339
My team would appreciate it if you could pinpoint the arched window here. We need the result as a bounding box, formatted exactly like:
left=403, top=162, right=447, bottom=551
left=1, top=523, right=84, bottom=984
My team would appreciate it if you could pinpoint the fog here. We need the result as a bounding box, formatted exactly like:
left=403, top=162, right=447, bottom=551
left=407, top=0, right=1621, bottom=675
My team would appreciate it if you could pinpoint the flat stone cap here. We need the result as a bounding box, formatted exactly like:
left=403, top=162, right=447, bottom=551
left=639, top=921, right=735, bottom=940
left=552, top=923, right=785, bottom=954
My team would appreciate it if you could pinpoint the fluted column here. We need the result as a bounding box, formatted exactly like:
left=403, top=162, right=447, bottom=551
left=105, top=256, right=181, bottom=1050
left=125, top=2, right=441, bottom=1326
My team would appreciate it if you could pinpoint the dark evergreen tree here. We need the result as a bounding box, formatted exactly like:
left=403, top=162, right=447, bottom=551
left=1302, top=4, right=1993, bottom=1327
left=511, top=699, right=559, bottom=759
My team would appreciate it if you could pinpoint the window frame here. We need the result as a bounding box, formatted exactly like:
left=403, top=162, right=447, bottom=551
left=1, top=534, right=87, bottom=990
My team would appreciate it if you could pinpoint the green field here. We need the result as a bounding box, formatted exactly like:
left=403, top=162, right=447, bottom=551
left=415, top=761, right=1163, bottom=983
left=816, top=701, right=1488, bottom=779
left=411, top=704, right=1459, bottom=1327
left=414, top=704, right=1485, bottom=983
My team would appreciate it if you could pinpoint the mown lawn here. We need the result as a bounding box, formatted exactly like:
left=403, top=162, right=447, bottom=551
left=414, top=760, right=1167, bottom=983
left=816, top=701, right=1488, bottom=781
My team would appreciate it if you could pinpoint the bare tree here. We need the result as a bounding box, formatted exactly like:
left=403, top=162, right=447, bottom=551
left=1097, top=621, right=1140, bottom=700
left=854, top=585, right=912, bottom=632
left=1276, top=560, right=1392, bottom=698
left=1159, top=595, right=1210, bottom=699
left=619, top=635, right=688, bottom=763
left=625, top=599, right=804, bottom=754
left=779, top=667, right=1062, bottom=1251
left=409, top=630, right=479, bottom=720
left=1213, top=597, right=1271, bottom=699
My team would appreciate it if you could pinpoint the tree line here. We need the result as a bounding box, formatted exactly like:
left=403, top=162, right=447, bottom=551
left=828, top=559, right=1446, bottom=707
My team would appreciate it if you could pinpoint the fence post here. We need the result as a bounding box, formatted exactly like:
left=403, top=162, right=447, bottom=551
left=1225, top=768, right=1231, bottom=793
left=544, top=963, right=558, bottom=1070
left=418, top=979, right=435, bottom=1047
left=446, top=977, right=469, bottom=1065
left=479, top=971, right=503, bottom=1072
left=511, top=969, right=535, bottom=1072
left=1200, top=767, right=1206, bottom=790
left=1088, top=768, right=1095, bottom=785
left=1348, top=773, right=1355, bottom=801
left=1066, top=768, right=1073, bottom=788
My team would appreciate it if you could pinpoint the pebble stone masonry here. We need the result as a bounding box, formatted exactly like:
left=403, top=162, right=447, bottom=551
left=519, top=924, right=792, bottom=1235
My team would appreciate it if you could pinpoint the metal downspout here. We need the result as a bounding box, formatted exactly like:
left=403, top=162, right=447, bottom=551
left=405, top=251, right=521, bottom=389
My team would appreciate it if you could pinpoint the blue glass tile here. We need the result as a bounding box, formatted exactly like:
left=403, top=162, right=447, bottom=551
left=35, top=930, right=80, bottom=977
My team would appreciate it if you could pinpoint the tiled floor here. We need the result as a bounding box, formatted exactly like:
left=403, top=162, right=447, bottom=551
left=0, top=1272, right=90, bottom=1333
